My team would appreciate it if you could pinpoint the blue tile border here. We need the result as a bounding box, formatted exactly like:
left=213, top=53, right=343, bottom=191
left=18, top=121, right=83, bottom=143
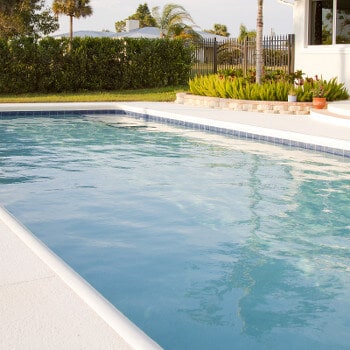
left=123, top=110, right=350, bottom=160
left=0, top=108, right=349, bottom=159
left=0, top=109, right=126, bottom=118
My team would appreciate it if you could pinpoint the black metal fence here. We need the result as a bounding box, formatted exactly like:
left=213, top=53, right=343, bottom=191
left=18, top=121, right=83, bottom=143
left=191, top=34, right=295, bottom=77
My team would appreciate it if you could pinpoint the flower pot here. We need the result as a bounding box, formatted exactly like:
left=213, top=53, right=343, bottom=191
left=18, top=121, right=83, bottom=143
left=312, top=97, right=327, bottom=109
left=288, top=95, right=297, bottom=102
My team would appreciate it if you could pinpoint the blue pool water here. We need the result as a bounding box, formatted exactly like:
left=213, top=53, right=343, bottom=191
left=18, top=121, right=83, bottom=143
left=0, top=115, right=350, bottom=349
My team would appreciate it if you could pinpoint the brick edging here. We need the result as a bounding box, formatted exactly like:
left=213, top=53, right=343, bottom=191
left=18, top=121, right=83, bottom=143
left=175, top=93, right=313, bottom=115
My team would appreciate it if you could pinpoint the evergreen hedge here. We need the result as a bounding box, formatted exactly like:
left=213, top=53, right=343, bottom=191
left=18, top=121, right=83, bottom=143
left=0, top=36, right=193, bottom=93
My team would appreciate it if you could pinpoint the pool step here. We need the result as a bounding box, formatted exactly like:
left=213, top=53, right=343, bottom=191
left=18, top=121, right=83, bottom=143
left=310, top=101, right=350, bottom=127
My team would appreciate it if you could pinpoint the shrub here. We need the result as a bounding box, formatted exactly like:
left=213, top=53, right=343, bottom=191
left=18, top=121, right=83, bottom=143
left=188, top=73, right=349, bottom=102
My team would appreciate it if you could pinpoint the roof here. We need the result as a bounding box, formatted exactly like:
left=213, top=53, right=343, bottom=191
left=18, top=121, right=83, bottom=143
left=114, top=27, right=160, bottom=39
left=53, top=28, right=229, bottom=41
left=196, top=30, right=229, bottom=42
left=53, top=30, right=117, bottom=38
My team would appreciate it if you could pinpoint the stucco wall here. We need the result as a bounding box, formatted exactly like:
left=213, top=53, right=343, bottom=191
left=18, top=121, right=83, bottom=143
left=293, top=1, right=350, bottom=91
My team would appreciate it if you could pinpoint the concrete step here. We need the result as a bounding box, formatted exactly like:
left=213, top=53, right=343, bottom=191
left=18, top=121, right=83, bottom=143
left=328, top=101, right=350, bottom=117
left=310, top=101, right=350, bottom=127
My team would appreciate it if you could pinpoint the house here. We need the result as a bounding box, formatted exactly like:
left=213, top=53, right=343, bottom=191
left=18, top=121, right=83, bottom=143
left=113, top=20, right=229, bottom=42
left=54, top=20, right=228, bottom=64
left=55, top=20, right=228, bottom=41
left=286, top=0, right=350, bottom=90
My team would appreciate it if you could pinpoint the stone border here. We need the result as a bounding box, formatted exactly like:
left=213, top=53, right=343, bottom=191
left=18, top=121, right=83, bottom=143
left=175, top=92, right=313, bottom=115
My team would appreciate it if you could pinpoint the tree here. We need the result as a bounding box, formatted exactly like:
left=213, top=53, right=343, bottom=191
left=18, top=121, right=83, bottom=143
left=256, top=0, right=263, bottom=84
left=115, top=3, right=156, bottom=32
left=52, top=0, right=92, bottom=42
left=238, top=24, right=256, bottom=41
left=0, top=0, right=58, bottom=39
left=130, top=3, right=156, bottom=27
left=151, top=3, right=195, bottom=38
left=169, top=23, right=201, bottom=40
left=115, top=20, right=126, bottom=32
left=205, top=24, right=230, bottom=37
left=0, top=0, right=23, bottom=38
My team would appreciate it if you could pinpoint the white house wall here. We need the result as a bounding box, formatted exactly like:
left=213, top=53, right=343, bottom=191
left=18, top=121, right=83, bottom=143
left=293, top=1, right=350, bottom=91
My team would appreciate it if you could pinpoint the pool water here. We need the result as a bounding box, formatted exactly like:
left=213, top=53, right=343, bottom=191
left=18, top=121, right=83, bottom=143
left=1, top=115, right=350, bottom=350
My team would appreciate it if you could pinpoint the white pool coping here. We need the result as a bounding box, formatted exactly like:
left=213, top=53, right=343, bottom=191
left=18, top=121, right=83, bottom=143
left=1, top=101, right=350, bottom=349
left=0, top=205, right=162, bottom=350
left=117, top=102, right=350, bottom=155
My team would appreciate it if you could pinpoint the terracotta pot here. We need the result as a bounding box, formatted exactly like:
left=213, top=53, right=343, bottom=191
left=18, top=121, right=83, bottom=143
left=312, top=97, right=327, bottom=109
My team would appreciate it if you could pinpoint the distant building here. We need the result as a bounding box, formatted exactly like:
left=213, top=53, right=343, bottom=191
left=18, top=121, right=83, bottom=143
left=54, top=20, right=228, bottom=41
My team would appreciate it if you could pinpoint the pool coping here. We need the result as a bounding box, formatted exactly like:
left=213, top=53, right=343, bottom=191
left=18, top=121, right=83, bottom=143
left=0, top=206, right=161, bottom=350
left=119, top=103, right=350, bottom=158
left=1, top=101, right=350, bottom=348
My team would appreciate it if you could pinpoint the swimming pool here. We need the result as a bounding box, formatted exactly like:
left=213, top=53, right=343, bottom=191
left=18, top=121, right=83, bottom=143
left=1, top=114, right=350, bottom=350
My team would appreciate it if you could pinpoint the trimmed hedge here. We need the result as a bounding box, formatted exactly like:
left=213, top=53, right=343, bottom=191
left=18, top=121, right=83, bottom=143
left=0, top=36, right=193, bottom=93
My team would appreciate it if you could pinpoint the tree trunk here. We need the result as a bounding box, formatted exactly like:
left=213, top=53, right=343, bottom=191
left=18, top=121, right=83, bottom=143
left=69, top=15, right=73, bottom=50
left=256, top=0, right=263, bottom=84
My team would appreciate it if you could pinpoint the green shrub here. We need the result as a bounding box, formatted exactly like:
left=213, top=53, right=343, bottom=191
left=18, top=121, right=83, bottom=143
left=188, top=73, right=349, bottom=102
left=322, top=78, right=349, bottom=101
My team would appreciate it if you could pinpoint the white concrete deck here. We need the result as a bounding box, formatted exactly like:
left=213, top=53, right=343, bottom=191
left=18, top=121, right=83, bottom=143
left=310, top=99, right=350, bottom=127
left=1, top=101, right=350, bottom=350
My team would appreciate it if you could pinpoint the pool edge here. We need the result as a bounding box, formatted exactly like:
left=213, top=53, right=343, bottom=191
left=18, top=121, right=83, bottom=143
left=0, top=205, right=162, bottom=350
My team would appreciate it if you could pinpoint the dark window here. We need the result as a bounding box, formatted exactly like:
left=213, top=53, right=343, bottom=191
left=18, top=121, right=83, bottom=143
left=336, top=0, right=350, bottom=44
left=309, top=0, right=333, bottom=45
left=309, top=0, right=350, bottom=45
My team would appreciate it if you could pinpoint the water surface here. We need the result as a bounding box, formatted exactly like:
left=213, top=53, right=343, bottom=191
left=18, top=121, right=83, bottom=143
left=0, top=115, right=349, bottom=349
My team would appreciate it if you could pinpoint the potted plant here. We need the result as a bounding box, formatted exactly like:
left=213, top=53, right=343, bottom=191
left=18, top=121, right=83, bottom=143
left=288, top=86, right=297, bottom=102
left=312, top=83, right=327, bottom=109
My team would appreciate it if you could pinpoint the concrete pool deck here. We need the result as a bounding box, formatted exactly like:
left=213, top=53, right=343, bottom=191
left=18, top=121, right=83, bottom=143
left=0, top=100, right=350, bottom=349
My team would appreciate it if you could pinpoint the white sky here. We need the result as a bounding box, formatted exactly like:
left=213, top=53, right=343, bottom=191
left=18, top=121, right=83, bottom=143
left=47, top=0, right=293, bottom=37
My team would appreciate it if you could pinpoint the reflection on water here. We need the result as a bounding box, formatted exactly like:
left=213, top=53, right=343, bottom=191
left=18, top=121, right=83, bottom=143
left=0, top=115, right=350, bottom=350
left=178, top=150, right=350, bottom=348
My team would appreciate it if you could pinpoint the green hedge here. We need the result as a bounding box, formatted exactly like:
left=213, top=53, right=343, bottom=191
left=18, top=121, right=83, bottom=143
left=0, top=36, right=193, bottom=93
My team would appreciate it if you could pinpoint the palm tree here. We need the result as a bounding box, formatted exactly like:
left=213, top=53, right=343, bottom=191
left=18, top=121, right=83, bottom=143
left=152, top=3, right=195, bottom=38
left=256, top=0, right=263, bottom=84
left=169, top=24, right=202, bottom=41
left=238, top=24, right=256, bottom=42
left=205, top=23, right=230, bottom=37
left=52, top=0, right=92, bottom=42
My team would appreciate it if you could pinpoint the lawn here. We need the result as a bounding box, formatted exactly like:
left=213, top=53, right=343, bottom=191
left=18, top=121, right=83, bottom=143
left=0, top=86, right=188, bottom=103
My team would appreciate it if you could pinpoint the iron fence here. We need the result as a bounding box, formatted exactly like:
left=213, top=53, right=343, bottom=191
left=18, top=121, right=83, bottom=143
left=191, top=34, right=295, bottom=77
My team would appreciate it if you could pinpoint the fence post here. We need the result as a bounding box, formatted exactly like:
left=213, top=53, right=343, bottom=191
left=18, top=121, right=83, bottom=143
left=288, top=34, right=295, bottom=74
left=243, top=38, right=248, bottom=76
left=213, top=38, right=218, bottom=74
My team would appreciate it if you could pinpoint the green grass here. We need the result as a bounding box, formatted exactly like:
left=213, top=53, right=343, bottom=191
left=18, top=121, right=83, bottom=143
left=0, top=86, right=188, bottom=103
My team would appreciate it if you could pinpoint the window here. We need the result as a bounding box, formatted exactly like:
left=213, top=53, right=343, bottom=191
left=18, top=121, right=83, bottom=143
left=309, top=0, right=350, bottom=45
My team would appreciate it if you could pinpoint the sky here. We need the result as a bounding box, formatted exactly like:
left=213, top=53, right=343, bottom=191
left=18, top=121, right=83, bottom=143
left=47, top=0, right=294, bottom=37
